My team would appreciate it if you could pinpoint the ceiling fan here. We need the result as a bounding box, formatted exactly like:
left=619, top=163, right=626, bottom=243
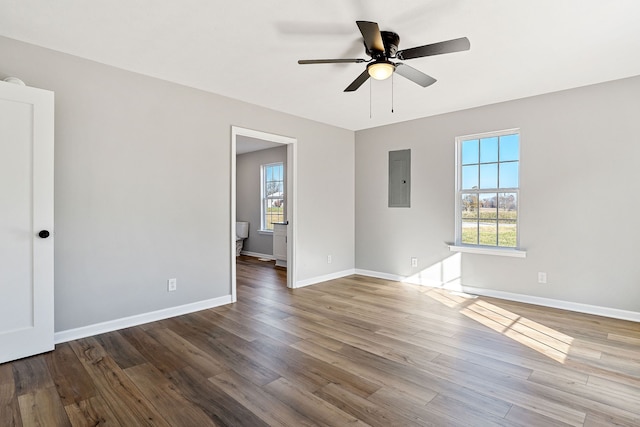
left=298, top=21, right=470, bottom=92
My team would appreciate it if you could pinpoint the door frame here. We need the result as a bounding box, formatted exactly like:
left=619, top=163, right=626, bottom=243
left=231, top=126, right=297, bottom=300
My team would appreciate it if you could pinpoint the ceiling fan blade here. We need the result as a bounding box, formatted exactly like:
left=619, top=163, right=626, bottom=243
left=344, top=69, right=370, bottom=92
left=356, top=21, right=385, bottom=53
left=394, top=64, right=437, bottom=88
left=298, top=58, right=366, bottom=64
left=397, top=37, right=470, bottom=60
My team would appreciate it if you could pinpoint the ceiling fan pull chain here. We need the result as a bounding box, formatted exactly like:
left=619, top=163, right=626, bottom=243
left=391, top=73, right=394, bottom=113
left=369, top=78, right=372, bottom=119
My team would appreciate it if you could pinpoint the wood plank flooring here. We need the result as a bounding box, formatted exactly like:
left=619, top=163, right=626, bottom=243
left=2, top=255, right=639, bottom=426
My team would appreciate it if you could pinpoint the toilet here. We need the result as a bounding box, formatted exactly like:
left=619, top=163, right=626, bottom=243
left=236, top=221, right=249, bottom=256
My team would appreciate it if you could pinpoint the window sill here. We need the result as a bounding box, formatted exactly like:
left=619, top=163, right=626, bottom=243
left=257, top=230, right=273, bottom=235
left=448, top=244, right=527, bottom=258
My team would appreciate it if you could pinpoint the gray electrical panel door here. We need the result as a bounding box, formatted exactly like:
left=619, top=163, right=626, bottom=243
left=388, top=149, right=411, bottom=208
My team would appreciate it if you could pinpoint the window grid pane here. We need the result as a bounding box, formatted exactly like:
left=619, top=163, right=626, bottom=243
left=479, top=164, right=498, bottom=189
left=462, top=219, right=479, bottom=245
left=499, top=161, right=519, bottom=188
left=462, top=165, right=479, bottom=190
left=461, top=140, right=479, bottom=165
left=498, top=193, right=517, bottom=247
left=262, top=163, right=284, bottom=231
left=457, top=132, right=519, bottom=248
left=499, top=134, right=520, bottom=161
left=461, top=193, right=478, bottom=218
left=480, top=137, right=498, bottom=163
left=478, top=221, right=497, bottom=246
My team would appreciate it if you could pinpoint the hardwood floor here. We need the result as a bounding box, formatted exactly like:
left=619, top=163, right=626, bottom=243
left=2, top=255, right=639, bottom=426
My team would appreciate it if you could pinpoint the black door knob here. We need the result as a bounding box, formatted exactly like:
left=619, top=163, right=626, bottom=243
left=38, top=230, right=50, bottom=238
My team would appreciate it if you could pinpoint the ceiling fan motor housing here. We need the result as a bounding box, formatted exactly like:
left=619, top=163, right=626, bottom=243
left=365, top=31, right=400, bottom=59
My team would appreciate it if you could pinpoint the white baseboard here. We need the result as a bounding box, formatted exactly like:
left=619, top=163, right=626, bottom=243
left=355, top=269, right=405, bottom=282
left=295, top=269, right=356, bottom=289
left=53, top=269, right=638, bottom=345
left=462, top=287, right=640, bottom=323
left=240, top=251, right=275, bottom=260
left=355, top=269, right=640, bottom=323
left=54, top=295, right=233, bottom=344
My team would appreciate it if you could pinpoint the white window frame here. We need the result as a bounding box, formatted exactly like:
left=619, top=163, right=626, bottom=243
left=451, top=128, right=526, bottom=258
left=260, top=162, right=284, bottom=232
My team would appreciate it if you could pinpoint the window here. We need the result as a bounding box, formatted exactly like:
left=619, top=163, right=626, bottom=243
left=261, top=162, right=284, bottom=231
left=456, top=129, right=520, bottom=249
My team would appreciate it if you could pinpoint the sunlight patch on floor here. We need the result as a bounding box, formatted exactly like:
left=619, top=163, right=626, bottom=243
left=414, top=252, right=575, bottom=364
left=424, top=287, right=476, bottom=308
left=459, top=299, right=574, bottom=363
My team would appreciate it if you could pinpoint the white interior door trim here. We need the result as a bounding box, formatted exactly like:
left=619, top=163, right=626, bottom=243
left=231, top=126, right=297, bottom=300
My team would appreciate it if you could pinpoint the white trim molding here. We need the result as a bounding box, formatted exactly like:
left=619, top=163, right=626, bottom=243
left=462, top=286, right=640, bottom=323
left=295, top=269, right=356, bottom=289
left=355, top=269, right=404, bottom=282
left=231, top=126, right=297, bottom=295
left=54, top=295, right=233, bottom=344
left=355, top=269, right=640, bottom=323
left=448, top=244, right=527, bottom=258
left=240, top=251, right=275, bottom=260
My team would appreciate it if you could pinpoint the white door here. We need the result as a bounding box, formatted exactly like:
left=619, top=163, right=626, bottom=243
left=0, top=81, right=54, bottom=364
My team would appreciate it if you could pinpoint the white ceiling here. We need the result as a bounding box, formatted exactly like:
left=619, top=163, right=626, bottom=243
left=2, top=1, right=640, bottom=131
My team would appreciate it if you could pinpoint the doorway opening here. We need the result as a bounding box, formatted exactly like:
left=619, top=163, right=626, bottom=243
left=231, top=126, right=297, bottom=302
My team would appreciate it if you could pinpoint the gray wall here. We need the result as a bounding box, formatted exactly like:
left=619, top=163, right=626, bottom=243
left=355, top=75, right=640, bottom=312
left=236, top=145, right=287, bottom=256
left=0, top=36, right=355, bottom=332
left=5, top=32, right=636, bottom=332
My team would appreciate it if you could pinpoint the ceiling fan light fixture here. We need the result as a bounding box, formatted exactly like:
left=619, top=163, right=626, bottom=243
left=367, top=61, right=395, bottom=80
left=298, top=21, right=470, bottom=92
